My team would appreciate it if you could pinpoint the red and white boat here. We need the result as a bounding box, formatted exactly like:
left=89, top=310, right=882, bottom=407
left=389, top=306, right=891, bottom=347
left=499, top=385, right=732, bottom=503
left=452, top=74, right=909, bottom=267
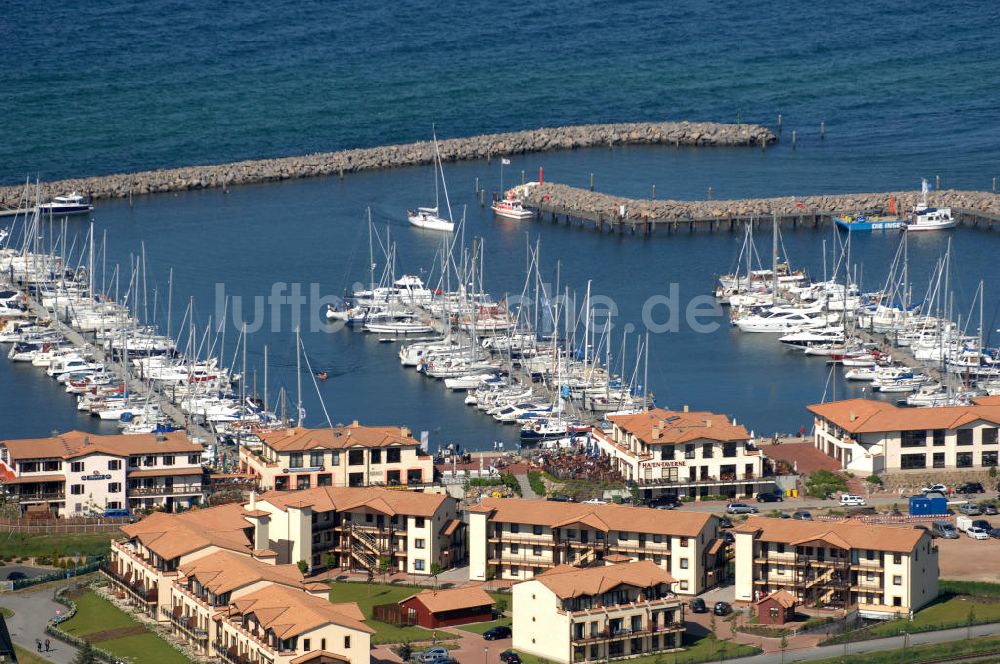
left=491, top=196, right=534, bottom=221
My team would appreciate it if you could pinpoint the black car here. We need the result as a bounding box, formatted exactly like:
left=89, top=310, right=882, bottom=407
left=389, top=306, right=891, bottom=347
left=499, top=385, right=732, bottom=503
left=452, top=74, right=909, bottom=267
left=649, top=495, right=681, bottom=509
left=5, top=571, right=26, bottom=581
left=956, top=482, right=985, bottom=494
left=984, top=504, right=999, bottom=516
left=755, top=492, right=784, bottom=503
left=713, top=601, right=732, bottom=616
left=689, top=598, right=708, bottom=613
left=792, top=511, right=813, bottom=521
left=718, top=516, right=734, bottom=529
left=484, top=626, right=512, bottom=641
left=546, top=495, right=574, bottom=503
left=991, top=528, right=1000, bottom=540
left=500, top=651, right=520, bottom=664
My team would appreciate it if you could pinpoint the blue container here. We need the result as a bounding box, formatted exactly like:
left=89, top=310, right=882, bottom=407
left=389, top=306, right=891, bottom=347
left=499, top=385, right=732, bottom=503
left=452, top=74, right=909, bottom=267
left=909, top=495, right=948, bottom=516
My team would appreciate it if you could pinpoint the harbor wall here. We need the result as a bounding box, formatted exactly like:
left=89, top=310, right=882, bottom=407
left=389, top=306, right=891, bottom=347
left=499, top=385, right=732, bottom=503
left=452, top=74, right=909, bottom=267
left=0, top=121, right=774, bottom=205
left=522, top=183, right=1000, bottom=223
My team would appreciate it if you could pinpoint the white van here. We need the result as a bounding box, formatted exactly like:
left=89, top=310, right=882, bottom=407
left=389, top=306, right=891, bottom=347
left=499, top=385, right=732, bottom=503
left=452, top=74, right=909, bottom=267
left=839, top=494, right=866, bottom=507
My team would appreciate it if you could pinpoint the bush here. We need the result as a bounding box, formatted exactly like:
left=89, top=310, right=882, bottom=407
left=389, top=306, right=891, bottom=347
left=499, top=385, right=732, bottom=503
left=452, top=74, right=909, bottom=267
left=866, top=474, right=883, bottom=485
left=527, top=471, right=546, bottom=497
left=805, top=470, right=849, bottom=498
left=296, top=560, right=309, bottom=574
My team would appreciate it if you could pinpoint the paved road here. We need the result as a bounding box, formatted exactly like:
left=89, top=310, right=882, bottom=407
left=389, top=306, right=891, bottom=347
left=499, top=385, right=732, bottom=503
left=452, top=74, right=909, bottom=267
left=0, top=586, right=79, bottom=664
left=514, top=473, right=538, bottom=499
left=725, top=621, right=1000, bottom=664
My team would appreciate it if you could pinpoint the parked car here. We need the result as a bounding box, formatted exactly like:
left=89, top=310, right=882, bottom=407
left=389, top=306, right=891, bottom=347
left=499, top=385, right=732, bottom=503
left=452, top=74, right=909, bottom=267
left=932, top=521, right=959, bottom=539
left=775, top=512, right=791, bottom=519
left=713, top=601, right=732, bottom=616
left=972, top=519, right=993, bottom=532
left=726, top=503, right=759, bottom=514
left=546, top=495, right=574, bottom=503
left=968, top=526, right=990, bottom=540
left=5, top=571, right=26, bottom=581
left=922, top=483, right=947, bottom=495
left=689, top=598, right=708, bottom=613
left=755, top=491, right=784, bottom=503
left=839, top=494, right=867, bottom=507
left=792, top=511, right=813, bottom=521
left=649, top=495, right=681, bottom=509
left=959, top=503, right=982, bottom=516
left=983, top=504, right=999, bottom=516
left=990, top=528, right=1000, bottom=540
left=956, top=482, right=985, bottom=495
left=419, top=647, right=450, bottom=662
left=499, top=650, right=520, bottom=664
left=581, top=498, right=607, bottom=505
left=718, top=516, right=734, bottom=529
left=484, top=626, right=512, bottom=641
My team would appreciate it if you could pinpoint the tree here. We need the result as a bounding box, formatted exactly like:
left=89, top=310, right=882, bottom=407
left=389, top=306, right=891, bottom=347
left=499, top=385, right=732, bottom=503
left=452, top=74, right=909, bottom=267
left=779, top=635, right=788, bottom=664
left=399, top=641, right=413, bottom=662
left=296, top=560, right=309, bottom=575
left=72, top=640, right=99, bottom=664
left=968, top=606, right=977, bottom=639
left=378, top=555, right=391, bottom=582
left=325, top=553, right=336, bottom=569
left=708, top=614, right=717, bottom=637
left=430, top=562, right=443, bottom=589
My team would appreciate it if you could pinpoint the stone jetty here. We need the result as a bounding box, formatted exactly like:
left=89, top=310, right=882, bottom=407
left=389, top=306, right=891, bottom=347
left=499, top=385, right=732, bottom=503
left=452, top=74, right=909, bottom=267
left=0, top=121, right=774, bottom=205
left=522, top=183, right=1000, bottom=223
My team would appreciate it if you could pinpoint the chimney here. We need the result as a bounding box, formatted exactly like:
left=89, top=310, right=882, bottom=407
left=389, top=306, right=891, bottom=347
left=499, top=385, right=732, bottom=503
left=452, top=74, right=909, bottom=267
left=249, top=491, right=257, bottom=510
left=683, top=405, right=689, bottom=413
left=705, top=418, right=712, bottom=427
left=400, top=427, right=411, bottom=438
left=155, top=432, right=166, bottom=443
left=652, top=425, right=662, bottom=440
left=850, top=410, right=857, bottom=422
left=351, top=420, right=360, bottom=427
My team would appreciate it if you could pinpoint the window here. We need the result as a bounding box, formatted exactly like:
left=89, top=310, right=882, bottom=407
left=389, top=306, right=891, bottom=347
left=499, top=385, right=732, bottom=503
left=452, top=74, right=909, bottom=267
left=893, top=575, right=902, bottom=586
left=702, top=443, right=713, bottom=458
left=414, top=517, right=425, bottom=528
left=893, top=596, right=902, bottom=607
left=289, top=453, right=303, bottom=468
left=321, top=639, right=326, bottom=651
left=387, top=470, right=400, bottom=484
left=143, top=455, right=155, bottom=466
left=659, top=447, right=674, bottom=460
left=70, top=484, right=84, bottom=495
left=108, top=482, right=121, bottom=493
left=107, top=460, right=121, bottom=471
left=187, top=454, right=199, bottom=464
left=70, top=461, right=85, bottom=473
left=866, top=550, right=875, bottom=560
left=901, top=430, right=926, bottom=448
left=128, top=457, right=140, bottom=468
left=310, top=452, right=324, bottom=467
left=303, top=639, right=311, bottom=651
left=776, top=565, right=785, bottom=574
left=533, top=546, right=542, bottom=556
left=984, top=428, right=999, bottom=445
left=510, top=524, right=520, bottom=534
left=370, top=449, right=382, bottom=464
left=932, top=429, right=945, bottom=446
left=164, top=455, right=176, bottom=466
left=958, top=429, right=974, bottom=446
left=680, top=537, right=689, bottom=547
left=297, top=475, right=311, bottom=490
left=957, top=452, right=974, bottom=468
left=414, top=560, right=425, bottom=571
left=983, top=452, right=998, bottom=467
left=653, top=534, right=663, bottom=544
left=331, top=451, right=341, bottom=466
left=680, top=558, right=689, bottom=569
left=348, top=450, right=364, bottom=466
left=684, top=444, right=695, bottom=459
left=533, top=525, right=543, bottom=536
left=865, top=572, right=875, bottom=582
left=679, top=581, right=689, bottom=591
left=933, top=453, right=946, bottom=469
left=344, top=636, right=351, bottom=649
left=415, top=538, right=425, bottom=549
left=901, top=453, right=927, bottom=470
left=387, top=448, right=401, bottom=463
left=511, top=543, right=519, bottom=554
left=619, top=531, right=629, bottom=540
left=893, top=554, right=902, bottom=565
left=776, top=543, right=785, bottom=554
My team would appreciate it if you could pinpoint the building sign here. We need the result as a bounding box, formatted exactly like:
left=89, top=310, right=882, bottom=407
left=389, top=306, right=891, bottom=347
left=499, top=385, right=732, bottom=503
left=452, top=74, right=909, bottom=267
left=641, top=461, right=687, bottom=468
left=283, top=466, right=324, bottom=473
left=82, top=471, right=112, bottom=481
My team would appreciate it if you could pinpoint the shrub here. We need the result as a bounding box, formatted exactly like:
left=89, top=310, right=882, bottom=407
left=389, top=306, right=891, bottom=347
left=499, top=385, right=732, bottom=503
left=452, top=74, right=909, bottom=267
left=296, top=560, right=309, bottom=574
left=805, top=470, right=849, bottom=498
left=527, top=471, right=546, bottom=496
left=866, top=474, right=883, bottom=485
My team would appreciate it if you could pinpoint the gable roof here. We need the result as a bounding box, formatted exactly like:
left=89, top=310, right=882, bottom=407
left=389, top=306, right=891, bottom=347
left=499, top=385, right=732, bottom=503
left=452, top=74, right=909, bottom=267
left=529, top=560, right=676, bottom=599
left=808, top=398, right=1000, bottom=433
left=259, top=423, right=418, bottom=452
left=401, top=586, right=495, bottom=614
left=256, top=486, right=447, bottom=518
left=121, top=502, right=251, bottom=560
left=228, top=584, right=373, bottom=638
left=758, top=589, right=797, bottom=609
left=470, top=497, right=713, bottom=537
left=178, top=550, right=306, bottom=595
left=1, top=430, right=202, bottom=462
left=733, top=516, right=927, bottom=554
left=607, top=409, right=749, bottom=444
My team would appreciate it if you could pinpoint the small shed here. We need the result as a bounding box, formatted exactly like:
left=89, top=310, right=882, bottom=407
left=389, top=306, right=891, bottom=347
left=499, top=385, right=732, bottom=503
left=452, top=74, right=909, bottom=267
left=399, top=586, right=496, bottom=628
left=755, top=590, right=797, bottom=625
left=909, top=493, right=948, bottom=516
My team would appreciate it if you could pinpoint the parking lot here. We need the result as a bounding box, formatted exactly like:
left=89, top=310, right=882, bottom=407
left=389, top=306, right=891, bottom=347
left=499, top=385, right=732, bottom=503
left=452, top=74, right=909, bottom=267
left=936, top=525, right=1000, bottom=582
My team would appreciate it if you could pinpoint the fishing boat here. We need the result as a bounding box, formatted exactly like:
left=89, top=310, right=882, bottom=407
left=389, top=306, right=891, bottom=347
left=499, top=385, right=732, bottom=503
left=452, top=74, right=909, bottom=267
left=491, top=195, right=534, bottom=220
left=407, top=130, right=455, bottom=233
left=36, top=192, right=93, bottom=216
left=903, top=179, right=956, bottom=232
left=833, top=211, right=903, bottom=232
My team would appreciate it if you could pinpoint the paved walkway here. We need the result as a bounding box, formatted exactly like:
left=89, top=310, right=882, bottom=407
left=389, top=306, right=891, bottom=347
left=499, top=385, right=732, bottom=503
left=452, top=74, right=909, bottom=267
left=513, top=473, right=538, bottom=499
left=0, top=586, right=79, bottom=664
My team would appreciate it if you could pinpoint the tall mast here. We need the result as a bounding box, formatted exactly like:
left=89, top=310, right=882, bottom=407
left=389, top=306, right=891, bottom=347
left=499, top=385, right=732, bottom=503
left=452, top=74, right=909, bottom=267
left=167, top=267, right=173, bottom=340
left=296, top=327, right=303, bottom=427
left=264, top=344, right=269, bottom=414
left=771, top=213, right=778, bottom=305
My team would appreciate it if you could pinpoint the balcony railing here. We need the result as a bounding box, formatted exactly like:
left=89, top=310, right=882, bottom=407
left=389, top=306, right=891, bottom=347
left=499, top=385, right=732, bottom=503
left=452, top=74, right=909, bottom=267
left=16, top=491, right=66, bottom=502
left=101, top=564, right=157, bottom=604
left=213, top=643, right=254, bottom=664
left=570, top=623, right=685, bottom=644
left=128, top=485, right=202, bottom=496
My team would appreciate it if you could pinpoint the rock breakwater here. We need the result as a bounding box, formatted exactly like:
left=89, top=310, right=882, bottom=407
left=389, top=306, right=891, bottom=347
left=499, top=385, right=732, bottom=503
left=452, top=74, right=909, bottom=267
left=0, top=121, right=774, bottom=205
left=523, top=183, right=1000, bottom=222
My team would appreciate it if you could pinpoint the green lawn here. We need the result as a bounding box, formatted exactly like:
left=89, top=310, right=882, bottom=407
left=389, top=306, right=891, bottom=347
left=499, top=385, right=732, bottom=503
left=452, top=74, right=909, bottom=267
left=14, top=645, right=53, bottom=664
left=59, top=589, right=192, bottom=664
left=328, top=580, right=433, bottom=644
left=0, top=533, right=113, bottom=560
left=505, top=634, right=758, bottom=664
left=456, top=616, right=512, bottom=635
left=842, top=594, right=1000, bottom=641
left=0, top=606, right=13, bottom=618
left=811, top=635, right=1000, bottom=664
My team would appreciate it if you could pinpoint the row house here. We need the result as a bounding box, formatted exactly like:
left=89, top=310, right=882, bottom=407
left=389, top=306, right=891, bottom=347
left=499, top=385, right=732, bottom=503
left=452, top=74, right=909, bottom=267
left=469, top=497, right=720, bottom=594
left=594, top=408, right=769, bottom=501
left=733, top=516, right=939, bottom=618
left=512, top=560, right=685, bottom=664
left=0, top=430, right=204, bottom=517
left=242, top=486, right=464, bottom=575
left=239, top=423, right=435, bottom=491
left=808, top=397, right=1000, bottom=474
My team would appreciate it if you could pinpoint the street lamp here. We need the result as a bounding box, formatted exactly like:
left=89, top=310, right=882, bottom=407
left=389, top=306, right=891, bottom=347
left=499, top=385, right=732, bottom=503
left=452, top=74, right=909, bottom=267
left=484, top=647, right=489, bottom=664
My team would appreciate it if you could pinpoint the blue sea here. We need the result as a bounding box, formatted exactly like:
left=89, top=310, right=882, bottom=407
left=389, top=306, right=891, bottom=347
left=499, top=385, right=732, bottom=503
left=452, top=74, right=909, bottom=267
left=1, top=0, right=999, bottom=447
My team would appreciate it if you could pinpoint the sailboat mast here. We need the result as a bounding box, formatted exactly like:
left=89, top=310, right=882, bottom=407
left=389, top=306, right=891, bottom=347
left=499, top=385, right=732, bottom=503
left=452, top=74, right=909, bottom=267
left=296, top=327, right=303, bottom=427
left=771, top=213, right=778, bottom=305
left=264, top=344, right=269, bottom=414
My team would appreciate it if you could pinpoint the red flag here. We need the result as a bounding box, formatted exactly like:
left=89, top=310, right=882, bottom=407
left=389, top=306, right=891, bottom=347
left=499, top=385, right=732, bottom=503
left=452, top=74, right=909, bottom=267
left=795, top=201, right=804, bottom=209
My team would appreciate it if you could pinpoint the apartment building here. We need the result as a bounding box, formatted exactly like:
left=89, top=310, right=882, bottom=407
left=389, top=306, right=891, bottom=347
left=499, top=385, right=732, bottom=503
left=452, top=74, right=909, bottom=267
left=0, top=430, right=204, bottom=517
left=512, top=560, right=685, bottom=664
left=242, top=486, right=464, bottom=574
left=166, top=550, right=326, bottom=654
left=733, top=516, right=939, bottom=618
left=469, top=497, right=720, bottom=594
left=808, top=397, right=1000, bottom=474
left=594, top=408, right=769, bottom=500
left=213, top=584, right=372, bottom=664
left=239, top=423, right=435, bottom=491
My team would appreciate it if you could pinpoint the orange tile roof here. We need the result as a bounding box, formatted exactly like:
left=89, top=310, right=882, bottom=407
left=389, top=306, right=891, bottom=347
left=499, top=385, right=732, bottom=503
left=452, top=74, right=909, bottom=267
left=178, top=550, right=305, bottom=595
left=2, top=473, right=65, bottom=484
left=529, top=560, right=677, bottom=599
left=121, top=502, right=251, bottom=560
left=259, top=423, right=418, bottom=452
left=256, top=486, right=447, bottom=518
left=607, top=409, right=749, bottom=444
left=470, top=497, right=713, bottom=537
left=290, top=652, right=350, bottom=664
left=808, top=398, right=1000, bottom=433
left=229, top=584, right=373, bottom=638
left=1, top=430, right=202, bottom=461
left=733, top=516, right=927, bottom=554
left=973, top=396, right=1000, bottom=406
left=401, top=586, right=495, bottom=614
left=758, top=589, right=797, bottom=609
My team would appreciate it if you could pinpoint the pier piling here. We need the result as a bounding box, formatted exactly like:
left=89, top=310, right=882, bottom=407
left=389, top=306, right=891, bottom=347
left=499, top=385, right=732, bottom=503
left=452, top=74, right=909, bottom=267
left=707, top=186, right=713, bottom=201
left=936, top=175, right=940, bottom=191
left=475, top=177, right=479, bottom=193
left=777, top=113, right=782, bottom=134
left=791, top=130, right=797, bottom=149
left=820, top=121, right=826, bottom=140
left=652, top=185, right=656, bottom=200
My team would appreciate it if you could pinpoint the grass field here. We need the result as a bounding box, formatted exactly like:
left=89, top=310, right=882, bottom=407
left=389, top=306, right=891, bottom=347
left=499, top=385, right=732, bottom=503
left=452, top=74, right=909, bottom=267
left=511, top=633, right=758, bottom=664
left=328, top=581, right=433, bottom=644
left=811, top=635, right=1000, bottom=664
left=14, top=645, right=53, bottom=664
left=0, top=533, right=113, bottom=560
left=456, top=616, right=512, bottom=635
left=59, top=589, right=192, bottom=664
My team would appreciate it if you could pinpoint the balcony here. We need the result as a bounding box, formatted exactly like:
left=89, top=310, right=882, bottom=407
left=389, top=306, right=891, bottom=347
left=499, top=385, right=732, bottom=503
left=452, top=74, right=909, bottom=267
left=570, top=623, right=685, bottom=644
left=101, top=564, right=157, bottom=605
left=213, top=643, right=254, bottom=664
left=16, top=491, right=66, bottom=502
left=128, top=484, right=202, bottom=496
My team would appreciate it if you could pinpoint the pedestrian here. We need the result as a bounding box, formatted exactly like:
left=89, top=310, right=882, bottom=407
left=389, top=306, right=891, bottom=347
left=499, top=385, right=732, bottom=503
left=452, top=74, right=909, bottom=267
left=45, top=638, right=50, bottom=651
left=37, top=639, right=42, bottom=652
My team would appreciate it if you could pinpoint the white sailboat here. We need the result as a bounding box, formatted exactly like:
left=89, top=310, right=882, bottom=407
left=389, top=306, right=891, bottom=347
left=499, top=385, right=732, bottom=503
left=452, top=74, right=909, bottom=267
left=408, top=130, right=455, bottom=233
